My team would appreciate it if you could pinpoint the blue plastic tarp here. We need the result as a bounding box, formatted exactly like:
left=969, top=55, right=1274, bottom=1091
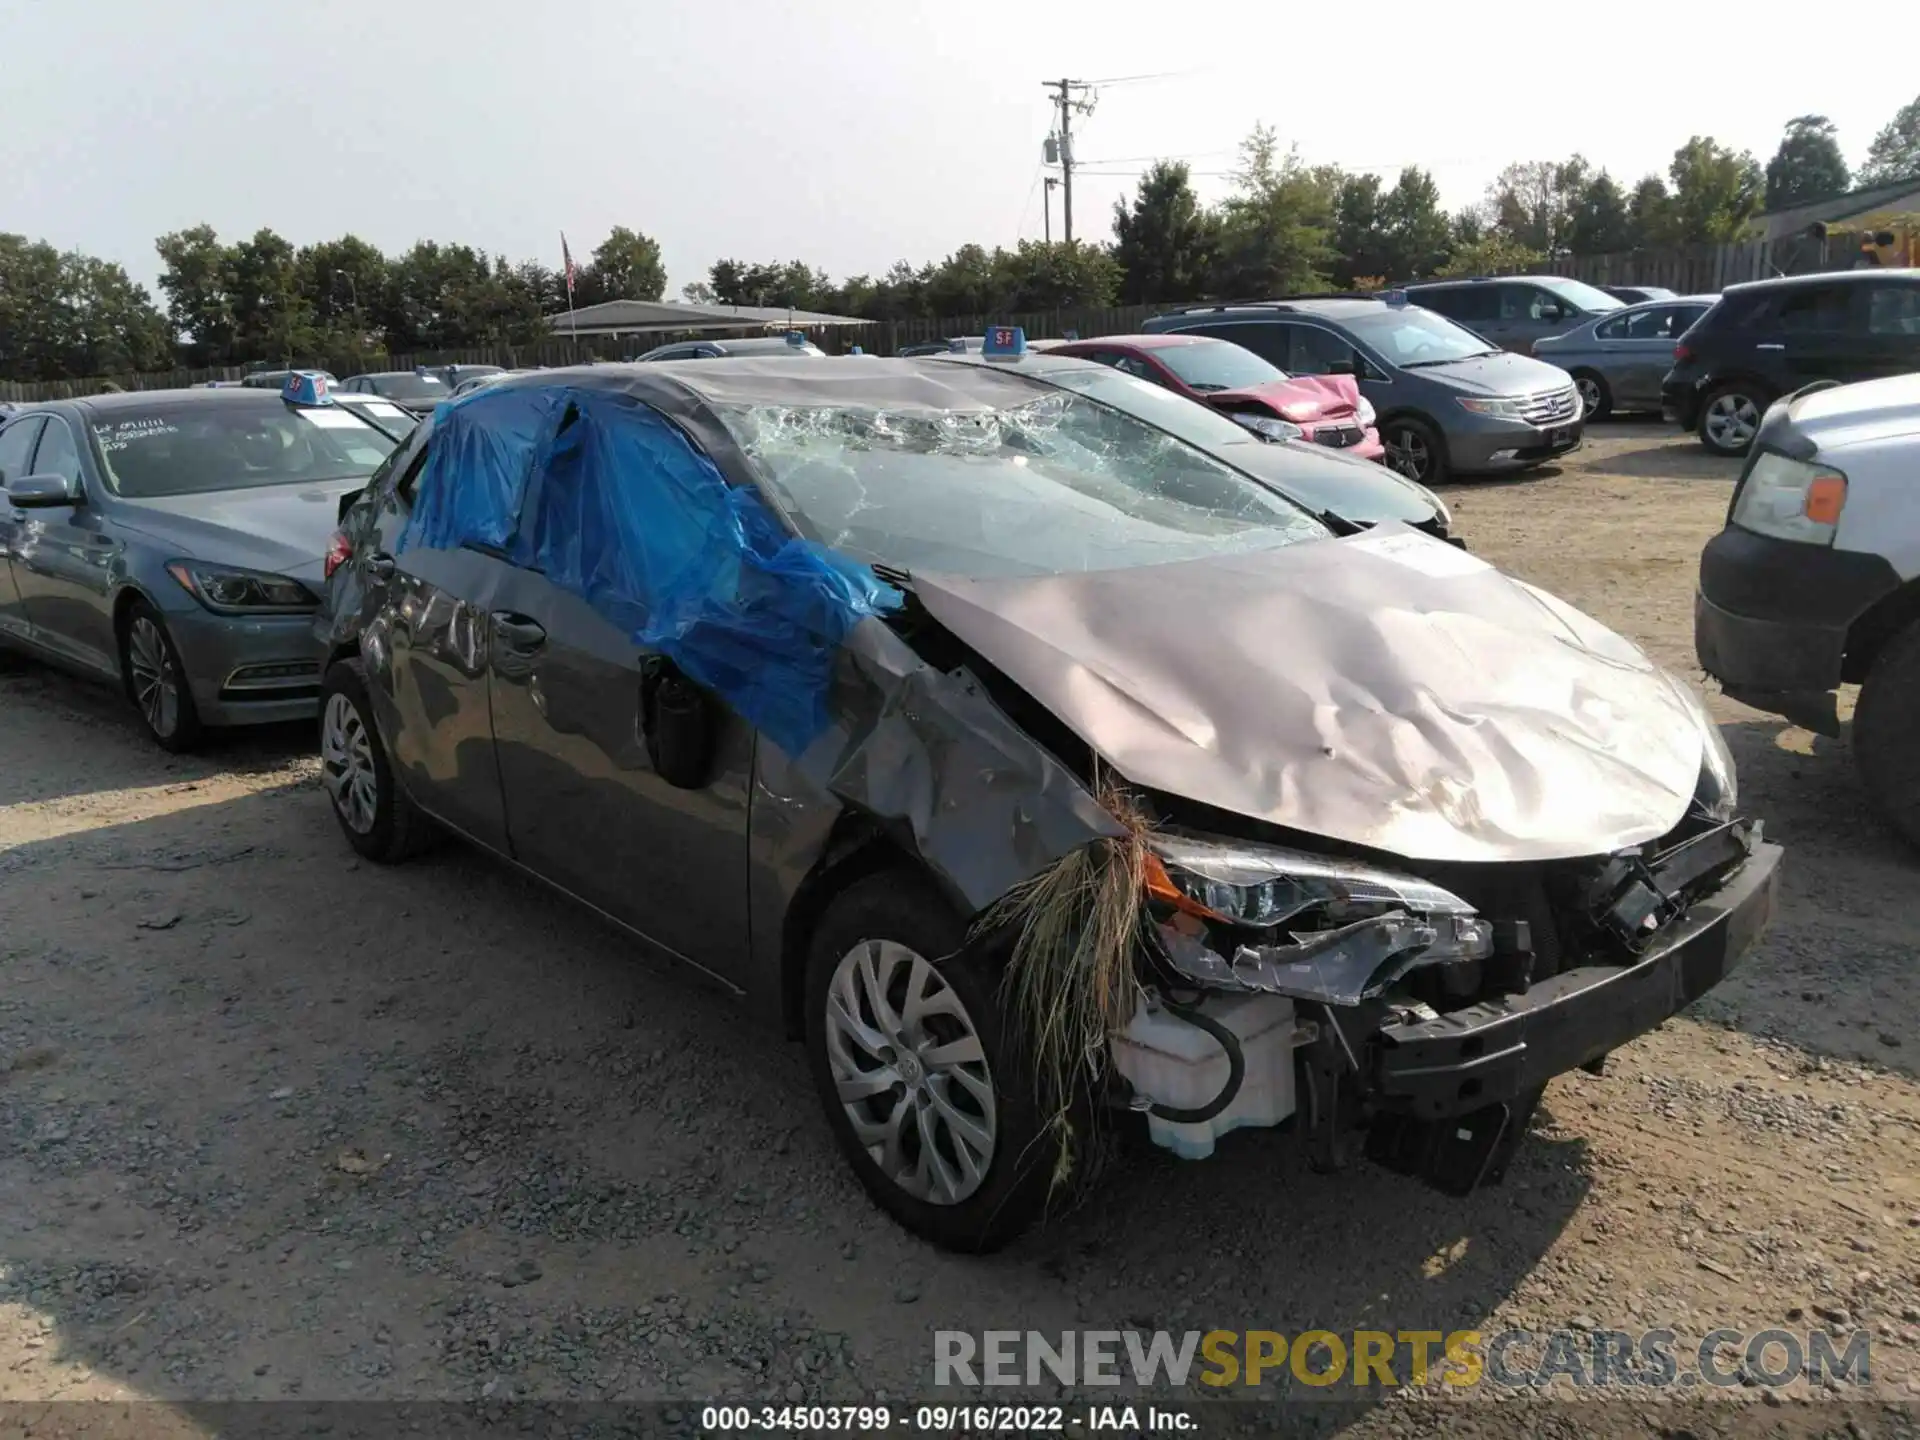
left=399, top=384, right=899, bottom=756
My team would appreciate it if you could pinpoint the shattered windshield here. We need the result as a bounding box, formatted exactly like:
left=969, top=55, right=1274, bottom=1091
left=716, top=389, right=1329, bottom=579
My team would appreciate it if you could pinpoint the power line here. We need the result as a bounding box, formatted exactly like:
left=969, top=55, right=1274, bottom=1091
left=1079, top=68, right=1203, bottom=86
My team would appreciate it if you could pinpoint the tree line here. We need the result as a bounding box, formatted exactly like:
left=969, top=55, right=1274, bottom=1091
left=5, top=95, right=1918, bottom=385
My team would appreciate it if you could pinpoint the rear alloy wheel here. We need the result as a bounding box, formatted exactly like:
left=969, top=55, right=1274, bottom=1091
left=1572, top=370, right=1612, bottom=422
left=1383, top=417, right=1448, bottom=485
left=804, top=872, right=1069, bottom=1252
left=319, top=658, right=437, bottom=862
left=123, top=601, right=203, bottom=752
left=1698, top=383, right=1766, bottom=457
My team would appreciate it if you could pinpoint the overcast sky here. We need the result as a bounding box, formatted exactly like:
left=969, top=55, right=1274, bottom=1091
left=7, top=0, right=1917, bottom=299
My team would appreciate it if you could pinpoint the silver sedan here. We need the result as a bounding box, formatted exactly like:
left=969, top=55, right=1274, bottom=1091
left=1531, top=295, right=1715, bottom=420
left=0, top=386, right=400, bottom=750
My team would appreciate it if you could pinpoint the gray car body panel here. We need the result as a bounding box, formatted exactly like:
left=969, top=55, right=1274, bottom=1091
left=1533, top=297, right=1715, bottom=412
left=0, top=391, right=390, bottom=724
left=321, top=360, right=1714, bottom=1031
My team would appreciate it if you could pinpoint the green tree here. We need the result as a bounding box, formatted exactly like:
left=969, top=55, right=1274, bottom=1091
left=1567, top=172, right=1635, bottom=254
left=1627, top=175, right=1676, bottom=247
left=297, top=234, right=388, bottom=361
left=1375, top=167, right=1453, bottom=280
left=923, top=243, right=999, bottom=315
left=155, top=224, right=237, bottom=364
left=1859, top=95, right=1920, bottom=187
left=705, top=258, right=832, bottom=309
left=577, top=226, right=666, bottom=306
left=992, top=240, right=1121, bottom=310
left=1765, top=115, right=1850, bottom=210
left=1207, top=123, right=1336, bottom=297
left=227, top=229, right=313, bottom=364
left=1485, top=157, right=1590, bottom=254
left=1331, top=172, right=1385, bottom=285
left=1112, top=161, right=1216, bottom=303
left=1667, top=136, right=1763, bottom=242
left=1435, top=233, right=1543, bottom=278
left=0, top=236, right=172, bottom=380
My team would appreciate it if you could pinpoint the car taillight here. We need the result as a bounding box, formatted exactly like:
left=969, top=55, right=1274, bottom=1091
left=1674, top=341, right=1693, bottom=364
left=323, top=530, right=352, bottom=580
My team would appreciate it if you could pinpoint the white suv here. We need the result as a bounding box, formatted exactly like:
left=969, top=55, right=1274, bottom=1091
left=1695, top=373, right=1920, bottom=844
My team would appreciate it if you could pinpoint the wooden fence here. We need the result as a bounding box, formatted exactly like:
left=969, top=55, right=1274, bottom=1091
left=0, top=232, right=1886, bottom=402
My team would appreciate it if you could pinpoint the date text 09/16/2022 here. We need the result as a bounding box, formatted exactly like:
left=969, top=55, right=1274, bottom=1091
left=700, top=1404, right=1193, bottom=1432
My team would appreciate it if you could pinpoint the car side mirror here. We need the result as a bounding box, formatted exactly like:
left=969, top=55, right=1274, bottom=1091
left=6, top=473, right=81, bottom=508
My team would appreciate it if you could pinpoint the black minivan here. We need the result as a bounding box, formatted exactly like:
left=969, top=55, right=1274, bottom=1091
left=1661, top=269, right=1920, bottom=456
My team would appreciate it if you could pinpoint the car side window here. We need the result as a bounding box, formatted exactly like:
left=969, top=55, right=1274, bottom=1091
left=0, top=417, right=46, bottom=484
left=1865, top=283, right=1920, bottom=336
left=31, top=416, right=83, bottom=482
left=1099, top=352, right=1160, bottom=383
left=1433, top=286, right=1498, bottom=322
left=1285, top=325, right=1359, bottom=376
left=1772, top=285, right=1852, bottom=333
left=1597, top=306, right=1686, bottom=341
left=1187, top=323, right=1291, bottom=370
left=1501, top=285, right=1564, bottom=322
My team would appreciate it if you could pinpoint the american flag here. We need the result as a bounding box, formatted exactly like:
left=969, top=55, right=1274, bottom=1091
left=560, top=232, right=576, bottom=297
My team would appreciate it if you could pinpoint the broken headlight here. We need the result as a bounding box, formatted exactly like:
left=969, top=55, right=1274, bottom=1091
left=1143, top=833, right=1493, bottom=1004
left=1144, top=832, right=1477, bottom=929
left=1667, top=672, right=1738, bottom=821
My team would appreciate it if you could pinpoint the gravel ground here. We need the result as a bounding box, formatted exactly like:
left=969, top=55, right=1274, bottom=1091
left=1, top=422, right=1917, bottom=1436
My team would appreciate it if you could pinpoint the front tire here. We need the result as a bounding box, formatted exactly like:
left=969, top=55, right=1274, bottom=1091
left=1697, top=382, right=1768, bottom=457
left=1383, top=416, right=1449, bottom=485
left=1572, top=370, right=1612, bottom=422
left=1853, top=620, right=1920, bottom=851
left=121, top=600, right=203, bottom=752
left=803, top=871, right=1065, bottom=1253
left=319, top=658, right=437, bottom=862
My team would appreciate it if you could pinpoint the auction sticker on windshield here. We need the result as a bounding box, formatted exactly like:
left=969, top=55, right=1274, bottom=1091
left=295, top=407, right=366, bottom=429
left=1348, top=528, right=1489, bottom=578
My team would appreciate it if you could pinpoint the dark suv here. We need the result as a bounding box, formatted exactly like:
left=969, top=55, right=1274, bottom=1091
left=1662, top=269, right=1920, bottom=456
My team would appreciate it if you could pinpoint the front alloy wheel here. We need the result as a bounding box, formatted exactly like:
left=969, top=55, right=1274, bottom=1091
left=320, top=691, right=379, bottom=835
left=123, top=601, right=203, bottom=752
left=824, top=938, right=997, bottom=1206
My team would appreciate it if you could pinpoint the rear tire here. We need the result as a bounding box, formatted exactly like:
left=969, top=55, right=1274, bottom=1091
left=1383, top=415, right=1449, bottom=485
left=1853, top=620, right=1920, bottom=851
left=319, top=658, right=438, bottom=862
left=1697, top=381, right=1769, bottom=457
left=121, top=600, right=204, bottom=753
left=803, top=871, right=1075, bottom=1253
left=1572, top=370, right=1612, bottom=422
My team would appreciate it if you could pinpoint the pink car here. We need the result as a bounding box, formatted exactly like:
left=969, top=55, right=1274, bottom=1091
left=1048, top=333, right=1385, bottom=462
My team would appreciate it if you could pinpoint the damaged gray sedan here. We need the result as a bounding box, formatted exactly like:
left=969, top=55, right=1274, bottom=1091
left=315, top=357, right=1780, bottom=1252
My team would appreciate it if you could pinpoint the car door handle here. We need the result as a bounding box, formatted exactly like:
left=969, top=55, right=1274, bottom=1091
left=365, top=551, right=396, bottom=580
left=1755, top=343, right=1785, bottom=351
left=490, top=612, right=546, bottom=651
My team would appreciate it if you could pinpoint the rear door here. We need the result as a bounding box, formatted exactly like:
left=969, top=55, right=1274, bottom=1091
left=1596, top=304, right=1703, bottom=409
left=1857, top=279, right=1920, bottom=380
left=482, top=410, right=754, bottom=983
left=1759, top=282, right=1860, bottom=389
left=0, top=416, right=44, bottom=644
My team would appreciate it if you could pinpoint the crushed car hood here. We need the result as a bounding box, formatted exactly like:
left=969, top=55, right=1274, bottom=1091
left=910, top=524, right=1705, bottom=864
left=1208, top=374, right=1360, bottom=424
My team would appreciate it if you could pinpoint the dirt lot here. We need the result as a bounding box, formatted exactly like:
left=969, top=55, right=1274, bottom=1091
left=2, top=421, right=1917, bottom=1434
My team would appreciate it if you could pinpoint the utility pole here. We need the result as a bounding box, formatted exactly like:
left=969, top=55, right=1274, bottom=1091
left=1041, top=78, right=1094, bottom=245
left=1043, top=177, right=1059, bottom=243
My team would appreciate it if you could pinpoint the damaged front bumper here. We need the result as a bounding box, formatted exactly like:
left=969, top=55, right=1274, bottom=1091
left=1371, top=834, right=1778, bottom=1118
left=1128, top=820, right=1781, bottom=1193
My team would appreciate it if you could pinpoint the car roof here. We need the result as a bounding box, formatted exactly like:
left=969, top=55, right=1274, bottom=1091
left=54, top=387, right=296, bottom=416
left=489, top=356, right=1055, bottom=415
left=1722, top=267, right=1920, bottom=296
left=1149, top=297, right=1389, bottom=323
left=1060, top=333, right=1210, bottom=350
left=354, top=370, right=443, bottom=380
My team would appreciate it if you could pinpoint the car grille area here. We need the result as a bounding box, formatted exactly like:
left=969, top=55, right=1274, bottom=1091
left=1519, top=387, right=1580, bottom=426
left=1312, top=424, right=1365, bottom=448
